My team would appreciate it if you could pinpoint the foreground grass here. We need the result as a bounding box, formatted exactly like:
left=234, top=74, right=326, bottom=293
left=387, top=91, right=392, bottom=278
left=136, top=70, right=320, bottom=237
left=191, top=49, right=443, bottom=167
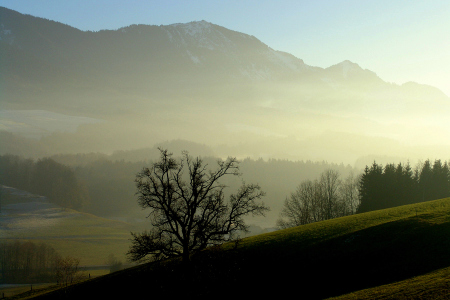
left=0, top=270, right=110, bottom=299
left=328, top=267, right=450, bottom=299
left=28, top=198, right=450, bottom=299
left=0, top=284, right=58, bottom=300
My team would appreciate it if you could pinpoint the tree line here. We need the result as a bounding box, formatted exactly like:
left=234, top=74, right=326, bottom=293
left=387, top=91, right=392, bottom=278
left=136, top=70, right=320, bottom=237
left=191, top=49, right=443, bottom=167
left=0, top=155, right=89, bottom=210
left=0, top=241, right=59, bottom=283
left=0, top=241, right=81, bottom=284
left=358, top=159, right=450, bottom=213
left=1, top=151, right=355, bottom=226
left=278, top=159, right=450, bottom=229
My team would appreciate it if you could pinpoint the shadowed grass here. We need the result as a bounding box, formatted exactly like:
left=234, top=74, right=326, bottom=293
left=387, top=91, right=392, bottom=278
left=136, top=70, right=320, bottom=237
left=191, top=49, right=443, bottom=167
left=328, top=267, right=450, bottom=299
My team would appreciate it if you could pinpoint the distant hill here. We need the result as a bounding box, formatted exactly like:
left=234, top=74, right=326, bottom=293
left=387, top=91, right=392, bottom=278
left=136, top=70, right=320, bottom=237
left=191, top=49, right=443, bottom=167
left=28, top=197, right=450, bottom=299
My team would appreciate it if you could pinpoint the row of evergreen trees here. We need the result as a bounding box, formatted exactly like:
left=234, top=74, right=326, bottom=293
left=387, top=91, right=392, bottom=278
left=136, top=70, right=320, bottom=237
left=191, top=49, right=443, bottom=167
left=358, top=159, right=450, bottom=213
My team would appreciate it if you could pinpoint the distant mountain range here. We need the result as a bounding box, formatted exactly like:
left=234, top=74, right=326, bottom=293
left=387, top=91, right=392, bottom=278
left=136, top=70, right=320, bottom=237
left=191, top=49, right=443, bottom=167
left=1, top=6, right=446, bottom=112
left=1, top=6, right=449, bottom=164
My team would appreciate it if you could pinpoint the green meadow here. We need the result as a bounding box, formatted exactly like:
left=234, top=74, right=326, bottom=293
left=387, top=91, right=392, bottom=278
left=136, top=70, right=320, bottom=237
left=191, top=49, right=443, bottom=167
left=21, top=197, right=450, bottom=299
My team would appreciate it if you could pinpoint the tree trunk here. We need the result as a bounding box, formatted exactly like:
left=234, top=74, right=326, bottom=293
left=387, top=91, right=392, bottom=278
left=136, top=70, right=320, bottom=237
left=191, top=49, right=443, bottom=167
left=182, top=249, right=190, bottom=263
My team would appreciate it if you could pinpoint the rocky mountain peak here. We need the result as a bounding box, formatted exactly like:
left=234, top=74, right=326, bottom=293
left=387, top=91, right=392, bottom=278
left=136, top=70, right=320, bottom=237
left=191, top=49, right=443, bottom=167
left=169, top=20, right=213, bottom=36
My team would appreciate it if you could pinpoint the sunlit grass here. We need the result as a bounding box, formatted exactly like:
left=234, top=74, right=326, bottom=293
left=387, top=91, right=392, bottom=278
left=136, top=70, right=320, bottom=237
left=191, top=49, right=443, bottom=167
left=234, top=197, right=450, bottom=252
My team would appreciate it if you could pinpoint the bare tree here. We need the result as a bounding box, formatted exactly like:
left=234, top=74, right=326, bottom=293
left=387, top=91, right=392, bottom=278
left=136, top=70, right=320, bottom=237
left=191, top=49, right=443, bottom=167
left=276, top=180, right=320, bottom=229
left=106, top=254, right=123, bottom=273
left=320, top=169, right=341, bottom=220
left=55, top=256, right=81, bottom=287
left=339, top=172, right=360, bottom=215
left=127, top=148, right=269, bottom=263
left=277, top=169, right=359, bottom=229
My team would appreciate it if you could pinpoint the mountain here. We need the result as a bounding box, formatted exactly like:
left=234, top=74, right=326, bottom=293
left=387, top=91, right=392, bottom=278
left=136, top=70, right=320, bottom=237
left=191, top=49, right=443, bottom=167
left=1, top=6, right=449, bottom=164
left=324, top=60, right=383, bottom=85
left=0, top=7, right=313, bottom=80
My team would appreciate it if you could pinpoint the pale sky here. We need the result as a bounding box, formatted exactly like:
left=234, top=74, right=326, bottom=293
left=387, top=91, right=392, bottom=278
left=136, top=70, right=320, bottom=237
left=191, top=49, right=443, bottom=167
left=2, top=0, right=449, bottom=96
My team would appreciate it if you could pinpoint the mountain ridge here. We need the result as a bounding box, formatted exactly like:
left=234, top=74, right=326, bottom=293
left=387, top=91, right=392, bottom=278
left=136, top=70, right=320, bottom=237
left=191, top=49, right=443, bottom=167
left=1, top=6, right=442, bottom=91
left=1, top=6, right=446, bottom=98
left=1, top=6, right=449, bottom=164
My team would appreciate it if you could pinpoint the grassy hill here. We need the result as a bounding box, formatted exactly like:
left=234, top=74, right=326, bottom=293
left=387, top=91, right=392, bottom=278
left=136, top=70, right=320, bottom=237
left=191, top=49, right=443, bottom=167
left=20, top=197, right=450, bottom=299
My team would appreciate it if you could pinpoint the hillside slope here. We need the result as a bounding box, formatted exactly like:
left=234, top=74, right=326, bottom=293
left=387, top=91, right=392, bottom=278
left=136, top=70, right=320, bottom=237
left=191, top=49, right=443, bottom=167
left=30, top=197, right=450, bottom=299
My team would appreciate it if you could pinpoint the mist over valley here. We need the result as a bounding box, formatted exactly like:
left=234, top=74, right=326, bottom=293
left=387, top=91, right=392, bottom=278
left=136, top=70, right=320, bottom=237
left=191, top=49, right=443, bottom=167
left=1, top=6, right=449, bottom=165
left=1, top=4, right=450, bottom=298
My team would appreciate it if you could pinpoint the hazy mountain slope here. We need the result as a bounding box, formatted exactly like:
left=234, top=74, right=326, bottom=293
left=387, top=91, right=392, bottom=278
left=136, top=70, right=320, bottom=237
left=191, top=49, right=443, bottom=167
left=2, top=6, right=447, bottom=115
left=1, top=7, right=316, bottom=102
left=1, top=6, right=450, bottom=163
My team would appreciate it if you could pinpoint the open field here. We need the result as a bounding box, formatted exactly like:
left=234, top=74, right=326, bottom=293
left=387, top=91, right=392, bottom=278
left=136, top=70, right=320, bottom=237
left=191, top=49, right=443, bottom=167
left=0, top=186, right=134, bottom=266
left=26, top=197, right=450, bottom=299
left=0, top=283, right=55, bottom=299
left=0, top=269, right=110, bottom=299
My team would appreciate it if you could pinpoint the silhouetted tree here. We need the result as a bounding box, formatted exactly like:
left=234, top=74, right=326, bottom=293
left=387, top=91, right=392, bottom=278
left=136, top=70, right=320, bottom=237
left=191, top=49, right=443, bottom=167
left=339, top=172, right=360, bottom=215
left=277, top=169, right=357, bottom=229
left=106, top=254, right=123, bottom=273
left=429, top=160, right=450, bottom=201
left=358, top=159, right=450, bottom=213
left=127, top=148, right=268, bottom=263
left=321, top=169, right=341, bottom=220
left=357, top=162, right=384, bottom=212
left=276, top=180, right=318, bottom=228
left=55, top=256, right=81, bottom=286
